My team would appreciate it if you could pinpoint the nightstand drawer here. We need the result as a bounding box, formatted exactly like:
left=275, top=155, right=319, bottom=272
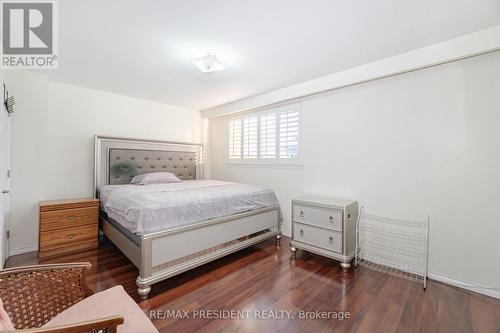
left=39, top=198, right=99, bottom=259
left=293, top=204, right=343, bottom=231
left=293, top=222, right=342, bottom=253
left=38, top=241, right=98, bottom=259
left=39, top=225, right=98, bottom=251
left=40, top=207, right=98, bottom=231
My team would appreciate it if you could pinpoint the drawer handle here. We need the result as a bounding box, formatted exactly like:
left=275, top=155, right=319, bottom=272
left=67, top=216, right=77, bottom=222
left=299, top=229, right=304, bottom=236
left=329, top=236, right=334, bottom=244
left=67, top=234, right=77, bottom=239
left=300, top=211, right=304, bottom=218
left=329, top=216, right=333, bottom=223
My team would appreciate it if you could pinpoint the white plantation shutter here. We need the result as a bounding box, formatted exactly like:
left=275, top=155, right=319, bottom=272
left=243, top=116, right=258, bottom=158
left=228, top=104, right=300, bottom=161
left=279, top=107, right=300, bottom=159
left=259, top=113, right=276, bottom=158
left=228, top=119, right=242, bottom=159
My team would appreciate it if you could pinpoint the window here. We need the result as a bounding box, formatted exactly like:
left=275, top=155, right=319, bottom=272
left=228, top=104, right=300, bottom=163
left=243, top=116, right=258, bottom=158
left=228, top=119, right=242, bottom=159
left=279, top=108, right=299, bottom=159
left=259, top=113, right=276, bottom=159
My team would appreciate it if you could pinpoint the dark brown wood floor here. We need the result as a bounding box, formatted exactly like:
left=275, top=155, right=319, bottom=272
left=5, top=237, right=500, bottom=333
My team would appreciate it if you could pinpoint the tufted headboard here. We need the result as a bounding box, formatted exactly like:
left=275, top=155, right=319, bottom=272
left=109, top=149, right=197, bottom=184
left=94, top=136, right=203, bottom=196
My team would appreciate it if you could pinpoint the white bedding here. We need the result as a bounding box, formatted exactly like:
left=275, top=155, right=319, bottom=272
left=100, top=180, right=279, bottom=235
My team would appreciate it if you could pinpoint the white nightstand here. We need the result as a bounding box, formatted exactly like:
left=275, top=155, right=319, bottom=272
left=290, top=196, right=358, bottom=271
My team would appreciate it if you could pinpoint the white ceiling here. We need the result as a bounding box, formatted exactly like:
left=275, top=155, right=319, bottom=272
left=49, top=0, right=500, bottom=110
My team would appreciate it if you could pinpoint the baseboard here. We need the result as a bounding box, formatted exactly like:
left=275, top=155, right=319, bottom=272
left=9, top=244, right=38, bottom=257
left=429, top=272, right=500, bottom=300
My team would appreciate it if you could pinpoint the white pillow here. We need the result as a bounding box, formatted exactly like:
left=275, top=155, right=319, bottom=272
left=130, top=172, right=181, bottom=185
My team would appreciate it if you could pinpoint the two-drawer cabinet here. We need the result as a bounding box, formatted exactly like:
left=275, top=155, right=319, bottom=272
left=39, top=198, right=99, bottom=258
left=290, top=196, right=358, bottom=271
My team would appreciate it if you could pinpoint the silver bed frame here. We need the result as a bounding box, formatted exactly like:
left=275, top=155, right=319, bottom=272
left=94, top=136, right=281, bottom=299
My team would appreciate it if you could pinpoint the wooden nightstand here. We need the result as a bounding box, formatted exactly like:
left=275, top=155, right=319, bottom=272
left=39, top=198, right=99, bottom=258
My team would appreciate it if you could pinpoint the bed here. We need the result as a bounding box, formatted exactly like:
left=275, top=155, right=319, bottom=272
left=94, top=136, right=282, bottom=298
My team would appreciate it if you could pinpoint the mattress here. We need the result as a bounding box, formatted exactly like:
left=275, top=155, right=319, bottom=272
left=100, top=180, right=279, bottom=235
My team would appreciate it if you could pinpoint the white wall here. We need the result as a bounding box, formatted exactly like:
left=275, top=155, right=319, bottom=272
left=46, top=82, right=201, bottom=199
left=6, top=74, right=202, bottom=255
left=209, top=51, right=500, bottom=293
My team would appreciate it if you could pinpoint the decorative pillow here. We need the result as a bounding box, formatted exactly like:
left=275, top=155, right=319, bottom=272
left=0, top=299, right=14, bottom=331
left=130, top=172, right=181, bottom=185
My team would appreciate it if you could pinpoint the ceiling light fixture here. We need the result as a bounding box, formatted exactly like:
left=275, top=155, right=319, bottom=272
left=192, top=53, right=226, bottom=73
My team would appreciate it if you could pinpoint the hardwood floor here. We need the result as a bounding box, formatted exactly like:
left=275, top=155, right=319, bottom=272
left=5, top=237, right=500, bottom=333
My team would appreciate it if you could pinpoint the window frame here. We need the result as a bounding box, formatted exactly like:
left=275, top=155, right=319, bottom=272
left=226, top=103, right=303, bottom=167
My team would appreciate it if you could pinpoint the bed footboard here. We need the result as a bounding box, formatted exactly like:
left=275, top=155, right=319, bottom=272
left=101, top=206, right=281, bottom=299
left=137, top=206, right=280, bottom=298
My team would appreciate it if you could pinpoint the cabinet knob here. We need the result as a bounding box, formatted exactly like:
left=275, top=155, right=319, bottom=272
left=329, top=236, right=333, bottom=244
left=329, top=216, right=333, bottom=223
left=300, top=211, right=304, bottom=218
left=300, top=229, right=304, bottom=236
left=67, top=216, right=77, bottom=222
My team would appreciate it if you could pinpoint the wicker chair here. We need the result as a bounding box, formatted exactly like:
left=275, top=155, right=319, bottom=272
left=0, top=262, right=124, bottom=332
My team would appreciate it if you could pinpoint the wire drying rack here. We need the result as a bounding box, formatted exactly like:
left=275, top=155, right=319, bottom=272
left=355, top=207, right=429, bottom=289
